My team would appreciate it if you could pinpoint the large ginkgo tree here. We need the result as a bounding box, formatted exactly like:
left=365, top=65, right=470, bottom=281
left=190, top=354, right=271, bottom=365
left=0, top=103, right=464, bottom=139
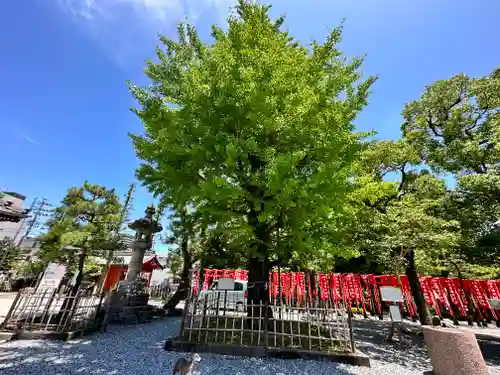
left=129, top=1, right=375, bottom=321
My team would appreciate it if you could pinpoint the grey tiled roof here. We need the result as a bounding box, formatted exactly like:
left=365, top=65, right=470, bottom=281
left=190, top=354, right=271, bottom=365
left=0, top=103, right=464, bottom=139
left=0, top=206, right=27, bottom=221
left=113, top=249, right=156, bottom=257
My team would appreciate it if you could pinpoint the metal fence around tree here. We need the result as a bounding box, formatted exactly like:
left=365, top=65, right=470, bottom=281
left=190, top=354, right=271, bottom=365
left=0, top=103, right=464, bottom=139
left=179, top=281, right=354, bottom=354
left=148, top=283, right=178, bottom=301
left=1, top=287, right=107, bottom=335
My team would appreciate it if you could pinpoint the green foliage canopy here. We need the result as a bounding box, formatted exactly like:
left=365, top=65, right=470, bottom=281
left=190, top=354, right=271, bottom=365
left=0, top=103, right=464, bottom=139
left=0, top=238, right=22, bottom=271
left=349, top=139, right=461, bottom=274
left=402, top=68, right=500, bottom=268
left=129, top=1, right=376, bottom=271
left=38, top=182, right=124, bottom=267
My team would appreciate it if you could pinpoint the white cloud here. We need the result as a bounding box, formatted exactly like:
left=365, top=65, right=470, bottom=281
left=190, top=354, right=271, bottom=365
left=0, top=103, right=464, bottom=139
left=56, top=0, right=234, bottom=65
left=24, top=135, right=40, bottom=145
left=60, top=0, right=182, bottom=24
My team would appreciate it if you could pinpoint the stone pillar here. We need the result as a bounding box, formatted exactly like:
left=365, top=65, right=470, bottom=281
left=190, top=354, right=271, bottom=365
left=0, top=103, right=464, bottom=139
left=125, top=203, right=163, bottom=282
left=125, top=244, right=147, bottom=282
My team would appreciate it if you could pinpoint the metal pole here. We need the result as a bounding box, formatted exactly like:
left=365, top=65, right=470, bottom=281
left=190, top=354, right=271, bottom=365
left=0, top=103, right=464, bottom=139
left=11, top=197, right=37, bottom=246
left=18, top=198, right=49, bottom=246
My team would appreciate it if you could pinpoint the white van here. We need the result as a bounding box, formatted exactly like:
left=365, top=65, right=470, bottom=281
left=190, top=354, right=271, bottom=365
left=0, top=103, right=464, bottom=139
left=197, top=279, right=248, bottom=312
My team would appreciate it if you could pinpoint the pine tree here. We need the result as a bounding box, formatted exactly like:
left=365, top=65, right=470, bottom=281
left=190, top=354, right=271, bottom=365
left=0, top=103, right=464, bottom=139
left=39, top=182, right=122, bottom=294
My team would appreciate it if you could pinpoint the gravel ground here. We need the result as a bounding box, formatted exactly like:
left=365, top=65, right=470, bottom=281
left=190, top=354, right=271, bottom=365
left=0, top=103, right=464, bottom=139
left=0, top=318, right=499, bottom=375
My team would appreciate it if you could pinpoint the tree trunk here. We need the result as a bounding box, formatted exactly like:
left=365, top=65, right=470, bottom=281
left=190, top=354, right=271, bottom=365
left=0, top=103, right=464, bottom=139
left=245, top=210, right=274, bottom=329
left=246, top=255, right=273, bottom=330
left=453, top=262, right=479, bottom=324
left=440, top=270, right=450, bottom=277
left=58, top=251, right=86, bottom=323
left=71, top=251, right=86, bottom=295
left=163, top=226, right=192, bottom=311
left=163, top=267, right=190, bottom=310
left=405, top=250, right=430, bottom=325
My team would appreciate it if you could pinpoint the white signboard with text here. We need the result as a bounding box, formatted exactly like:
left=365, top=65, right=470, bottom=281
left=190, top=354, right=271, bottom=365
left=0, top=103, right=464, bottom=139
left=217, top=278, right=235, bottom=291
left=380, top=286, right=404, bottom=302
left=489, top=299, right=500, bottom=310
left=38, top=262, right=67, bottom=289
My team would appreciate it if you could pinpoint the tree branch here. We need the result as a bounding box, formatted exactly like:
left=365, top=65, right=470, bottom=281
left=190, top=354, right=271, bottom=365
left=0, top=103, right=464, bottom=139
left=427, top=114, right=443, bottom=138
left=269, top=258, right=281, bottom=268
left=426, top=95, right=463, bottom=142
left=363, top=161, right=409, bottom=215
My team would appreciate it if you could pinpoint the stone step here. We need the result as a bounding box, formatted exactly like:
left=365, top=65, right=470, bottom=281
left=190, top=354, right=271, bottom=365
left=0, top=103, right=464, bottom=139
left=0, top=331, right=15, bottom=342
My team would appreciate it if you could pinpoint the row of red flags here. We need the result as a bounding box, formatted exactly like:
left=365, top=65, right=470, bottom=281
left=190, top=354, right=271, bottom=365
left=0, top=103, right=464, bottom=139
left=197, top=269, right=500, bottom=320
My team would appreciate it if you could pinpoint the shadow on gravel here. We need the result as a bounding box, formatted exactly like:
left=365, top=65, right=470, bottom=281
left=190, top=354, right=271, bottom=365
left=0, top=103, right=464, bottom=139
left=0, top=318, right=355, bottom=375
left=2, top=316, right=496, bottom=375
left=352, top=319, right=430, bottom=372
left=0, top=341, right=356, bottom=375
left=352, top=319, right=500, bottom=370
left=0, top=320, right=179, bottom=375
left=478, top=340, right=500, bottom=366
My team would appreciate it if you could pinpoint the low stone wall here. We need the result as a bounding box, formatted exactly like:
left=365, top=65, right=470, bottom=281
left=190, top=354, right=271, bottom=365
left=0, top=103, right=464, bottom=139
left=423, top=326, right=489, bottom=375
left=164, top=337, right=371, bottom=367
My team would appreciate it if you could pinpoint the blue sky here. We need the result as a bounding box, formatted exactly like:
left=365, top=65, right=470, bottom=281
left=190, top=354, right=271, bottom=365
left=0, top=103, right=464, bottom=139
left=1, top=0, right=499, bottom=253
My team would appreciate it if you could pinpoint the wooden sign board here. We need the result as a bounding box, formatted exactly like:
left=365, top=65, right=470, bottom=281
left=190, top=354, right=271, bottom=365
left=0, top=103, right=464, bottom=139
left=380, top=286, right=404, bottom=302
left=217, top=278, right=235, bottom=291
left=38, top=262, right=67, bottom=290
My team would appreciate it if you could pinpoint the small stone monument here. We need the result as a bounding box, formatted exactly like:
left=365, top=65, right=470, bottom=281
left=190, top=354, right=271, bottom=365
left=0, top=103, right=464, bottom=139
left=423, top=326, right=489, bottom=375
left=107, top=203, right=163, bottom=324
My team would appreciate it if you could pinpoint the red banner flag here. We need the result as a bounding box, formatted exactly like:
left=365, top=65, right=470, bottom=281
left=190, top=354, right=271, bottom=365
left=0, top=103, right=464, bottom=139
left=296, top=273, right=305, bottom=304
left=307, top=272, right=313, bottom=306
left=400, top=275, right=416, bottom=317
left=319, top=273, right=329, bottom=301
left=203, top=270, right=213, bottom=290
left=272, top=272, right=279, bottom=296
left=290, top=272, right=297, bottom=300
left=445, top=278, right=466, bottom=316
left=470, top=280, right=489, bottom=309
left=193, top=271, right=199, bottom=295
left=419, top=277, right=433, bottom=305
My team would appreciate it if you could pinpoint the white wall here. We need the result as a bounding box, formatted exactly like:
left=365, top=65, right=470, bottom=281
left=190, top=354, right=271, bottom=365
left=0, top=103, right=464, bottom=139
left=0, top=193, right=27, bottom=244
left=150, top=268, right=173, bottom=285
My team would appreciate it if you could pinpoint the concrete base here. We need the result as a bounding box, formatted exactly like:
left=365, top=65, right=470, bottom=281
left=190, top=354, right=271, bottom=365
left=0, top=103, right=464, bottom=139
left=423, top=326, right=489, bottom=375
left=105, top=285, right=164, bottom=325
left=0, top=325, right=101, bottom=342
left=164, top=337, right=370, bottom=367
left=109, top=304, right=165, bottom=324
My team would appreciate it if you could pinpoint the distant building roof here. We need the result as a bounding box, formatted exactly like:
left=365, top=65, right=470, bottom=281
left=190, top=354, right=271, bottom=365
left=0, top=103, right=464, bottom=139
left=2, top=192, right=26, bottom=201
left=0, top=192, right=29, bottom=222
left=113, top=249, right=156, bottom=257
left=121, top=233, right=134, bottom=247
left=0, top=206, right=27, bottom=222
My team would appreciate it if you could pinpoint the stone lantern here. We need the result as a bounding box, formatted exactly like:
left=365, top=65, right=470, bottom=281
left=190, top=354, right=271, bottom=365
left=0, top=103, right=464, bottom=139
left=125, top=203, right=163, bottom=282
left=103, top=203, right=164, bottom=325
